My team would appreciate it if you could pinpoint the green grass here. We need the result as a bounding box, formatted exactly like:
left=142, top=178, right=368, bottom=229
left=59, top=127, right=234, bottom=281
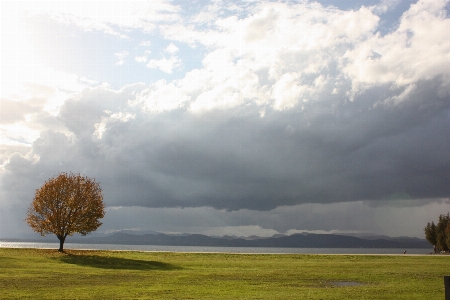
left=0, top=248, right=448, bottom=299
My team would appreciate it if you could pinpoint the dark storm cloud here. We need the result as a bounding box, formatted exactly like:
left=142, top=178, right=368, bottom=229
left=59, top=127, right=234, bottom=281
left=7, top=77, right=444, bottom=212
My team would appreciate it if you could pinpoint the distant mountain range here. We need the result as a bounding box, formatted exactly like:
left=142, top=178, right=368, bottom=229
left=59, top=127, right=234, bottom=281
left=3, top=231, right=430, bottom=249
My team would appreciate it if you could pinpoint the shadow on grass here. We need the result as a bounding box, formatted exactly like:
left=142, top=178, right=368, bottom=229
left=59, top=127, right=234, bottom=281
left=59, top=254, right=181, bottom=271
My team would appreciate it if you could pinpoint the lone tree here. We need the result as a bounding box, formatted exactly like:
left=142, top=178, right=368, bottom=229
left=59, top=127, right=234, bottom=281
left=424, top=213, right=450, bottom=252
left=26, top=173, right=105, bottom=252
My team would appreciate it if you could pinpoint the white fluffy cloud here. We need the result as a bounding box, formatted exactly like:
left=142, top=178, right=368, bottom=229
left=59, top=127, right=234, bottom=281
left=165, top=43, right=179, bottom=54
left=141, top=43, right=182, bottom=73
left=130, top=80, right=190, bottom=112
left=114, top=51, right=129, bottom=66
left=154, top=0, right=450, bottom=111
left=146, top=56, right=181, bottom=73
left=342, top=0, right=450, bottom=98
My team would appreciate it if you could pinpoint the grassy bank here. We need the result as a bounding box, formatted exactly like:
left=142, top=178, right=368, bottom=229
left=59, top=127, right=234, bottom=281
left=0, top=248, right=448, bottom=299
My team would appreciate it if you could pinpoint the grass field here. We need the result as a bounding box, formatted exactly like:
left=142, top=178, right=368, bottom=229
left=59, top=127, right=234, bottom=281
left=0, top=248, right=448, bottom=299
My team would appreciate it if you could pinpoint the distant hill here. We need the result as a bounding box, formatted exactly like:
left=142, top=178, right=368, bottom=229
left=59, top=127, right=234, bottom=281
left=1, top=232, right=431, bottom=248
left=65, top=232, right=430, bottom=248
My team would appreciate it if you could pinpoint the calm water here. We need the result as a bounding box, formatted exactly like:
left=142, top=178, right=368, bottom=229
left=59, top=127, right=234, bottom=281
left=0, top=241, right=432, bottom=254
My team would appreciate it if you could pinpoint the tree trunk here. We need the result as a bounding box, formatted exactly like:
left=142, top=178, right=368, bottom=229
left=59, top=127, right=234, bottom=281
left=57, top=235, right=66, bottom=252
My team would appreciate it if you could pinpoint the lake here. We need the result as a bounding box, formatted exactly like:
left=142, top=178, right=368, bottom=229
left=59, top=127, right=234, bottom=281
left=0, top=241, right=432, bottom=254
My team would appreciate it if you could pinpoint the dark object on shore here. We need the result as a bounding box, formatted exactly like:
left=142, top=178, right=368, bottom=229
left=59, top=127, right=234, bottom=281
left=444, top=276, right=450, bottom=300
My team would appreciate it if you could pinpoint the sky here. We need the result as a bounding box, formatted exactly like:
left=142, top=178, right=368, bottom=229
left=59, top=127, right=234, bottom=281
left=1, top=0, right=449, bottom=239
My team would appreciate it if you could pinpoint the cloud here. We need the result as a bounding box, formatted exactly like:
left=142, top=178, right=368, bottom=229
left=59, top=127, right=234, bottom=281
left=342, top=0, right=450, bottom=98
left=271, top=73, right=304, bottom=110
left=165, top=43, right=179, bottom=54
left=140, top=41, right=151, bottom=47
left=135, top=50, right=152, bottom=63
left=135, top=56, right=148, bottom=63
left=22, top=1, right=181, bottom=38
left=158, top=0, right=449, bottom=110
left=0, top=81, right=83, bottom=149
left=372, top=0, right=402, bottom=14
left=1, top=0, right=449, bottom=238
left=93, top=112, right=136, bottom=139
left=3, top=1, right=450, bottom=211
left=0, top=99, right=41, bottom=124
left=85, top=199, right=450, bottom=238
left=4, top=76, right=448, bottom=213
left=130, top=80, right=190, bottom=112
left=146, top=56, right=181, bottom=73
left=142, top=43, right=182, bottom=73
left=114, top=51, right=129, bottom=66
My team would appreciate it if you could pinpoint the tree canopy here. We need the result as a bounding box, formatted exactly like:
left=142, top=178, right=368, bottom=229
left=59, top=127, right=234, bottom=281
left=26, top=173, right=105, bottom=251
left=424, top=213, right=450, bottom=252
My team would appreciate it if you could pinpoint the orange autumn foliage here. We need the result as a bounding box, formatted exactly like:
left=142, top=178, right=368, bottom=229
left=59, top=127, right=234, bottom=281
left=26, top=173, right=105, bottom=251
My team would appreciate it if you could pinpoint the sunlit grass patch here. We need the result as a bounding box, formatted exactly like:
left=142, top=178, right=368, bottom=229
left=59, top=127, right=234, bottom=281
left=0, top=248, right=448, bottom=299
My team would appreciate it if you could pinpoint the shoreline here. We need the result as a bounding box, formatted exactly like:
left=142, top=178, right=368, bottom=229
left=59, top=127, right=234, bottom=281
left=0, top=247, right=443, bottom=256
left=0, top=242, right=436, bottom=256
